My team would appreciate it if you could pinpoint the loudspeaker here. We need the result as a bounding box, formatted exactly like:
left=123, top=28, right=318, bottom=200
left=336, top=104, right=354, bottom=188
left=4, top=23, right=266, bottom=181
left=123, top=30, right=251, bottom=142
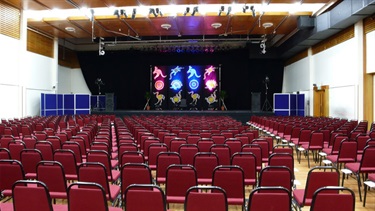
left=105, top=93, right=114, bottom=112
left=251, top=92, right=261, bottom=112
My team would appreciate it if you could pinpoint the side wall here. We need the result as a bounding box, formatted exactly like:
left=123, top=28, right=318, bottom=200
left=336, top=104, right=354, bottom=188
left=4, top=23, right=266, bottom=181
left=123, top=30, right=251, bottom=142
left=283, top=22, right=368, bottom=120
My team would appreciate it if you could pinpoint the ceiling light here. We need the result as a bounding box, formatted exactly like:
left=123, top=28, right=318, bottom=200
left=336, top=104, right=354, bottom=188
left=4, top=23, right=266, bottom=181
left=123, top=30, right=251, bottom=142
left=192, top=6, right=198, bottom=16
left=227, top=6, right=231, bottom=16
left=262, top=22, right=273, bottom=28
left=184, top=7, right=190, bottom=16
left=218, top=6, right=224, bottom=16
left=250, top=6, right=256, bottom=17
left=65, top=26, right=75, bottom=32
left=243, top=5, right=249, bottom=13
left=211, top=23, right=222, bottom=29
left=120, top=9, right=127, bottom=18
left=113, top=10, right=119, bottom=18
left=161, top=23, right=171, bottom=30
left=132, top=8, right=136, bottom=19
left=149, top=8, right=157, bottom=17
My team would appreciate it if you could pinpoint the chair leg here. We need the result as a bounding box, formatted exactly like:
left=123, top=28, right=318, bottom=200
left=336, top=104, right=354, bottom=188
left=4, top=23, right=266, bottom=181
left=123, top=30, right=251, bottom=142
left=356, top=173, right=362, bottom=201
left=307, top=150, right=310, bottom=168
left=363, top=182, right=368, bottom=207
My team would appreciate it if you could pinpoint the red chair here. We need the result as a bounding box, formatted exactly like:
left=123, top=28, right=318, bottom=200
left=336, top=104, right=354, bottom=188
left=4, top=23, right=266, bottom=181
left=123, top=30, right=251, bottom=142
left=67, top=182, right=122, bottom=211
left=326, top=139, right=357, bottom=169
left=20, top=149, right=43, bottom=179
left=165, top=164, right=197, bottom=206
left=124, top=184, right=167, bottom=211
left=121, top=163, right=153, bottom=201
left=247, top=186, right=291, bottom=211
left=34, top=141, right=54, bottom=161
left=37, top=161, right=69, bottom=200
left=193, top=152, right=219, bottom=185
left=0, top=147, right=11, bottom=160
left=299, top=131, right=324, bottom=168
left=12, top=180, right=67, bottom=211
left=231, top=152, right=257, bottom=187
left=293, top=166, right=340, bottom=210
left=343, top=145, right=375, bottom=201
left=54, top=149, right=78, bottom=180
left=210, top=144, right=231, bottom=165
left=156, top=152, right=182, bottom=184
left=0, top=159, right=25, bottom=197
left=212, top=165, right=245, bottom=209
left=78, top=162, right=120, bottom=205
left=120, top=151, right=145, bottom=165
left=184, top=186, right=227, bottom=211
left=258, top=166, right=293, bottom=193
left=86, top=150, right=120, bottom=182
left=310, top=186, right=355, bottom=211
left=178, top=144, right=199, bottom=165
left=8, top=140, right=26, bottom=161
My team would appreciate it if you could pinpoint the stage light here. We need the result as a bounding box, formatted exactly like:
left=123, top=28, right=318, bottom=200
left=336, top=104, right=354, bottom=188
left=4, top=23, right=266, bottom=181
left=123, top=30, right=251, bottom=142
left=113, top=9, right=119, bottom=18
left=218, top=6, right=224, bottom=16
left=184, top=7, right=190, bottom=16
left=132, top=8, right=136, bottom=19
left=250, top=6, right=256, bottom=17
left=120, top=9, right=127, bottom=18
left=192, top=6, right=198, bottom=16
left=242, top=5, right=249, bottom=13
left=149, top=8, right=157, bottom=17
left=227, top=6, right=231, bottom=15
left=156, top=8, right=162, bottom=17
left=154, top=80, right=164, bottom=90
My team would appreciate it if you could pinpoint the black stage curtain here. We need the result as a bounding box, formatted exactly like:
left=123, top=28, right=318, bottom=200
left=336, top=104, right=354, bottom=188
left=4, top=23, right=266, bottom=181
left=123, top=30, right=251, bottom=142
left=77, top=48, right=283, bottom=110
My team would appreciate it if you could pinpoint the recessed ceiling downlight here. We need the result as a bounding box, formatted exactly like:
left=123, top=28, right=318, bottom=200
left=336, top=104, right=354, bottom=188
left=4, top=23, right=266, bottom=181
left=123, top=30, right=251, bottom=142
left=161, top=23, right=171, bottom=30
left=211, top=23, right=222, bottom=29
left=65, top=26, right=75, bottom=32
left=262, top=22, right=273, bottom=28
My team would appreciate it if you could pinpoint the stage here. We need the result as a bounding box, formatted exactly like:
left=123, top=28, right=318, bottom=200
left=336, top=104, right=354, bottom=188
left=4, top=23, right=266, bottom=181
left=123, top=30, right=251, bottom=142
left=91, top=110, right=274, bottom=124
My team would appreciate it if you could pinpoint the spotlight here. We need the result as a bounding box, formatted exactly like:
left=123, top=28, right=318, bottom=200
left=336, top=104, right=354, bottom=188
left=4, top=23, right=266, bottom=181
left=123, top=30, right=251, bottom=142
left=132, top=8, right=136, bottom=19
left=250, top=6, right=256, bottom=17
left=242, top=5, right=249, bottom=13
left=192, top=6, right=198, bottom=16
left=113, top=9, right=119, bottom=18
left=219, top=6, right=224, bottom=16
left=184, top=7, right=190, bottom=16
left=149, top=8, right=157, bottom=17
left=120, top=9, right=127, bottom=18
left=90, top=9, right=94, bottom=21
left=227, top=6, right=232, bottom=16
left=155, top=8, right=162, bottom=17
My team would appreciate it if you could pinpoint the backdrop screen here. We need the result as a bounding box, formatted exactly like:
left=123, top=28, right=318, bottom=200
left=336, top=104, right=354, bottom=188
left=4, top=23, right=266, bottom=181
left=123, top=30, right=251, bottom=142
left=151, top=65, right=219, bottom=110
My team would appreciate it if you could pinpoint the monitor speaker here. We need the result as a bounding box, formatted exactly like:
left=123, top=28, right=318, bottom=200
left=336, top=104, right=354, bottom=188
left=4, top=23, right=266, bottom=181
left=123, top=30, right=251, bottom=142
left=105, top=93, right=114, bottom=112
left=251, top=92, right=261, bottom=112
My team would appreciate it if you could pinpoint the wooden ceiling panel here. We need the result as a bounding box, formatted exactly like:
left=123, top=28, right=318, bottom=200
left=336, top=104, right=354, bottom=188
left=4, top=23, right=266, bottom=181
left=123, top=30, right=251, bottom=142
left=203, top=16, right=228, bottom=35
left=171, top=0, right=200, bottom=5
left=126, top=18, right=159, bottom=36
left=69, top=17, right=115, bottom=38
left=176, top=16, right=204, bottom=36
left=274, top=15, right=297, bottom=35
left=28, top=20, right=75, bottom=38
left=229, top=15, right=257, bottom=35
left=43, top=18, right=92, bottom=38
left=105, top=0, right=139, bottom=7
left=250, top=14, right=288, bottom=35
left=74, top=0, right=108, bottom=8
left=138, top=0, right=170, bottom=6
left=35, top=0, right=75, bottom=10
left=150, top=17, right=180, bottom=36
left=95, top=17, right=136, bottom=37
left=22, top=0, right=49, bottom=10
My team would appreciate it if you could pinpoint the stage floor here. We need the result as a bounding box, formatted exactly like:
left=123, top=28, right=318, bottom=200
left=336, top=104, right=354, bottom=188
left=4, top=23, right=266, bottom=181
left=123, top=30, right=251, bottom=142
left=92, top=110, right=273, bottom=124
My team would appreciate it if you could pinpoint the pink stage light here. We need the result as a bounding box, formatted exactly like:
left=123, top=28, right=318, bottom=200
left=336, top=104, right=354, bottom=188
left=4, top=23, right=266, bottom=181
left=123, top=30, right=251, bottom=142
left=155, top=80, right=165, bottom=90
left=205, top=80, right=218, bottom=91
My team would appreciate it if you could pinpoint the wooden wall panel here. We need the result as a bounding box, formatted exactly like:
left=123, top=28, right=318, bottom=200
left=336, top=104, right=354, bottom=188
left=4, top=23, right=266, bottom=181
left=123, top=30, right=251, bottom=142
left=312, top=25, right=354, bottom=55
left=0, top=1, right=20, bottom=39
left=284, top=49, right=308, bottom=66
left=27, top=29, right=54, bottom=58
left=58, top=45, right=80, bottom=69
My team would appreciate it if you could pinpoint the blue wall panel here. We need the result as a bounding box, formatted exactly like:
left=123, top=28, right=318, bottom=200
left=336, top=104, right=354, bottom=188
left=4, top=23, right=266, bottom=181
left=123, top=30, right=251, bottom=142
left=76, top=94, right=90, bottom=109
left=46, top=94, right=57, bottom=109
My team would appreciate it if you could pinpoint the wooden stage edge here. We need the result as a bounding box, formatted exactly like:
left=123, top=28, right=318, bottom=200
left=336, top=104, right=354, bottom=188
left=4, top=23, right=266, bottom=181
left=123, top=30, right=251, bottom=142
left=91, top=110, right=274, bottom=124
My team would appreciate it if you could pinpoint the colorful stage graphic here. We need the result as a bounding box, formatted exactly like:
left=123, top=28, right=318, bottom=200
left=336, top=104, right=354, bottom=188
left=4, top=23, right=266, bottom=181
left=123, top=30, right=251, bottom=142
left=151, top=65, right=219, bottom=110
